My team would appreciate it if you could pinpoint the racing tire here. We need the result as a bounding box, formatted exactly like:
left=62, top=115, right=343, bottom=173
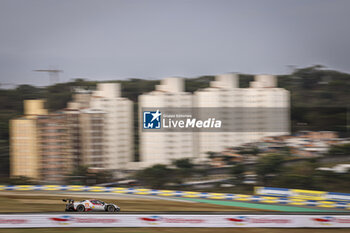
left=76, top=205, right=85, bottom=212
left=107, top=205, right=115, bottom=212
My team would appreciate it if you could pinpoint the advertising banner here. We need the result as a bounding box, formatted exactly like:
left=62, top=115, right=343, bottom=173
left=1, top=214, right=350, bottom=228
left=255, top=186, right=350, bottom=202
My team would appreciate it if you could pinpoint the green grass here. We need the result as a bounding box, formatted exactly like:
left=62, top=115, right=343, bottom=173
left=178, top=198, right=341, bottom=212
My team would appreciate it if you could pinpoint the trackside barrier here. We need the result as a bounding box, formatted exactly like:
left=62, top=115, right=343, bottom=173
left=1, top=185, right=350, bottom=209
left=1, top=214, right=350, bottom=228
left=255, top=186, right=350, bottom=202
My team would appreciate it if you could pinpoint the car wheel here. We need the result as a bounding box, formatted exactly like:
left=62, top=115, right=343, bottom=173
left=107, top=205, right=115, bottom=212
left=76, top=205, right=85, bottom=212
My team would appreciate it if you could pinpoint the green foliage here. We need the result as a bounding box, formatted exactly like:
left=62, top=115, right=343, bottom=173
left=185, top=76, right=214, bottom=92
left=0, top=66, right=350, bottom=179
left=272, top=159, right=319, bottom=189
left=173, top=158, right=194, bottom=170
left=135, top=164, right=174, bottom=189
left=238, top=146, right=259, bottom=156
left=256, top=154, right=285, bottom=176
left=231, top=163, right=245, bottom=175
left=328, top=143, right=350, bottom=156
left=171, top=158, right=195, bottom=184
left=120, top=79, right=160, bottom=102
left=256, top=154, right=285, bottom=184
left=231, top=163, right=245, bottom=183
left=206, top=151, right=217, bottom=159
left=280, top=146, right=292, bottom=156
left=7, top=176, right=36, bottom=185
left=66, top=166, right=113, bottom=185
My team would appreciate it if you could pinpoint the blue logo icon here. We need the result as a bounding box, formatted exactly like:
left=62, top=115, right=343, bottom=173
left=143, top=110, right=162, bottom=129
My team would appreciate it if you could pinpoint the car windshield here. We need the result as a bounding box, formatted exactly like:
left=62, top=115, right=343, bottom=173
left=92, top=200, right=104, bottom=204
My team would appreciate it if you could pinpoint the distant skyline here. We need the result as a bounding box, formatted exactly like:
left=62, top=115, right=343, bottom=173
left=1, top=0, right=350, bottom=86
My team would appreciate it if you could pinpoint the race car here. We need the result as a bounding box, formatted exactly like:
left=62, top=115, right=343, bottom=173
left=63, top=199, right=120, bottom=212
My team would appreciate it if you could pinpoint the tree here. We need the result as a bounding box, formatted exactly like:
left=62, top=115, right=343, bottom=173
left=135, top=164, right=173, bottom=189
left=280, top=146, right=292, bottom=156
left=273, top=159, right=319, bottom=189
left=171, top=158, right=195, bottom=185
left=206, top=151, right=217, bottom=159
left=173, top=158, right=194, bottom=170
left=231, top=163, right=245, bottom=184
left=256, top=154, right=285, bottom=185
left=66, top=166, right=113, bottom=185
left=9, top=176, right=36, bottom=185
left=238, top=146, right=259, bottom=156
left=328, top=143, right=350, bottom=156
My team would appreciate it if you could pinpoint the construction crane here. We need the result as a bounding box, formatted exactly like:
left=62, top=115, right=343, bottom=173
left=34, top=69, right=63, bottom=85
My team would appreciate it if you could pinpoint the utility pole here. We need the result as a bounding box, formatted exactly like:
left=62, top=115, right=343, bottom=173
left=34, top=69, right=63, bottom=85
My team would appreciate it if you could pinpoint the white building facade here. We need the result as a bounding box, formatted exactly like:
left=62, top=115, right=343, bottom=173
left=139, top=75, right=290, bottom=166
left=89, top=83, right=134, bottom=175
left=65, top=83, right=134, bottom=177
left=194, top=74, right=290, bottom=159
left=139, top=78, right=194, bottom=167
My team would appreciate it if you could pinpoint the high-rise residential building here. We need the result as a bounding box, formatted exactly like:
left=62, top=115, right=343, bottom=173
left=64, top=109, right=82, bottom=168
left=194, top=74, right=290, bottom=159
left=139, top=78, right=194, bottom=167
left=80, top=109, right=106, bottom=169
left=66, top=88, right=92, bottom=110
left=89, top=83, right=134, bottom=176
left=10, top=100, right=48, bottom=179
left=194, top=74, right=244, bottom=160
left=64, top=89, right=93, bottom=169
left=36, top=113, right=72, bottom=183
left=64, top=83, right=134, bottom=177
left=10, top=100, right=73, bottom=183
left=138, top=75, right=290, bottom=166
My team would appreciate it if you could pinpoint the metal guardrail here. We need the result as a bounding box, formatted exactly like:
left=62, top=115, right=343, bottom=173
left=1, top=185, right=350, bottom=209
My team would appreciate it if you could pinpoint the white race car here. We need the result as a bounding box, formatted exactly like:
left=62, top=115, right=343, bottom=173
left=63, top=199, right=120, bottom=212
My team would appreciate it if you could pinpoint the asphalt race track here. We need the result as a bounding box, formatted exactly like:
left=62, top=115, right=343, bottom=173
left=2, top=211, right=350, bottom=215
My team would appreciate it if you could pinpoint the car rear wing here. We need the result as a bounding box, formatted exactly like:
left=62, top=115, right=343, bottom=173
left=62, top=199, right=74, bottom=203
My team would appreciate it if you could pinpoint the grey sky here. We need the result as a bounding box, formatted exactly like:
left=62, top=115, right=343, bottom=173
left=0, top=0, right=350, bottom=86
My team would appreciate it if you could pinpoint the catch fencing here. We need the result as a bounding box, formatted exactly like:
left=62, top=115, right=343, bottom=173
left=255, top=186, right=350, bottom=201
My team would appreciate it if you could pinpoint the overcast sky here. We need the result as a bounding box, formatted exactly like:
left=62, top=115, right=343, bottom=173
left=0, top=0, right=350, bottom=86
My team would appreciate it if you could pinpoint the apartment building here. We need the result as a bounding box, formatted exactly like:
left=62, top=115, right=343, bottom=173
left=36, top=113, right=72, bottom=183
left=64, top=109, right=82, bottom=168
left=139, top=75, right=290, bottom=166
left=139, top=78, right=194, bottom=167
left=10, top=100, right=48, bottom=179
left=66, top=88, right=92, bottom=110
left=89, top=83, right=134, bottom=176
left=80, top=109, right=106, bottom=168
left=10, top=99, right=74, bottom=183
left=194, top=74, right=290, bottom=158
left=64, top=83, right=134, bottom=177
